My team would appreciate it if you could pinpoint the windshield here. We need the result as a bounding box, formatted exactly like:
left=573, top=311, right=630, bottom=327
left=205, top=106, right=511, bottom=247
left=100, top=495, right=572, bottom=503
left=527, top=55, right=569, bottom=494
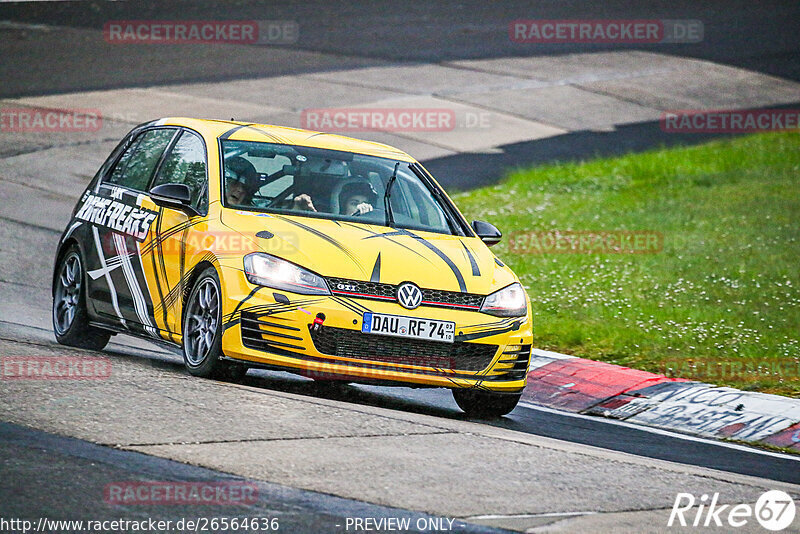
left=221, top=140, right=462, bottom=235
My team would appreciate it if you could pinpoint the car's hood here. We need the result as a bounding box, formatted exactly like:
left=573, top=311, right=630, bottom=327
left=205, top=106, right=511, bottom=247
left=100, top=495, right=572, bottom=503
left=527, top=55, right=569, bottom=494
left=220, top=210, right=517, bottom=294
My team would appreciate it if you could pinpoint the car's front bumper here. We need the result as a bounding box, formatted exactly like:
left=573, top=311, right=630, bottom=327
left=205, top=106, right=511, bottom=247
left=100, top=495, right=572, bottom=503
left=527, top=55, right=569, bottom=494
left=218, top=267, right=532, bottom=392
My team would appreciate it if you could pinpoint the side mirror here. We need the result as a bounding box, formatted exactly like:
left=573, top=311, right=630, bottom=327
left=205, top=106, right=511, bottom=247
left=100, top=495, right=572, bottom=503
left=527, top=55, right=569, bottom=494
left=149, top=183, right=196, bottom=215
left=472, top=220, right=502, bottom=247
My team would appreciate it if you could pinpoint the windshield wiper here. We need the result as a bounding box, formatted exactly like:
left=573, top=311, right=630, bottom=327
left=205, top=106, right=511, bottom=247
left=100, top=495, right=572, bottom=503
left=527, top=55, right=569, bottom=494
left=384, top=162, right=400, bottom=227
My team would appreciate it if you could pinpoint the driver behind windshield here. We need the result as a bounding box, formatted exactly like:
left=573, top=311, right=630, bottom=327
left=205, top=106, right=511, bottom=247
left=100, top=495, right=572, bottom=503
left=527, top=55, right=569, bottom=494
left=289, top=157, right=349, bottom=213
left=339, top=181, right=377, bottom=216
left=292, top=179, right=377, bottom=217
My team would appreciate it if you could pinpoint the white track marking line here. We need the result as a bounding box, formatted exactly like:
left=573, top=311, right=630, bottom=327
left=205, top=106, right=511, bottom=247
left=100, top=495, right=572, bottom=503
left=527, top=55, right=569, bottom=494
left=465, top=511, right=597, bottom=520
left=532, top=348, right=576, bottom=360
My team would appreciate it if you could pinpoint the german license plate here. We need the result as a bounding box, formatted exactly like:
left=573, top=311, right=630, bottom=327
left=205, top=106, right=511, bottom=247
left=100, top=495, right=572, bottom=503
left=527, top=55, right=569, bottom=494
left=361, top=312, right=455, bottom=343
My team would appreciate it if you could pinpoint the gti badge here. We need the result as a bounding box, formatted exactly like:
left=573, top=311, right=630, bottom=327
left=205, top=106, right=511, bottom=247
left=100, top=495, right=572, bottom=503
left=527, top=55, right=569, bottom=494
left=336, top=283, right=358, bottom=292
left=396, top=282, right=423, bottom=310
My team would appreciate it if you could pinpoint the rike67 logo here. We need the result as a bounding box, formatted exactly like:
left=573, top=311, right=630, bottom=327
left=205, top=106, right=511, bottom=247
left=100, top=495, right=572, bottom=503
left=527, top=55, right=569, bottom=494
left=669, top=490, right=796, bottom=531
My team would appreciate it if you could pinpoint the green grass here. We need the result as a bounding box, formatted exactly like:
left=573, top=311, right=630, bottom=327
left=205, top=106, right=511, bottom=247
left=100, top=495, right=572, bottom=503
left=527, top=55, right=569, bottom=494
left=453, top=132, right=800, bottom=396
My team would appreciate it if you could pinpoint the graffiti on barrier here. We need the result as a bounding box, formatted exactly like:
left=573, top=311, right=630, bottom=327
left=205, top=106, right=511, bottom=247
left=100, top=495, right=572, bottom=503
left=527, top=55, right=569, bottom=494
left=629, top=403, right=795, bottom=441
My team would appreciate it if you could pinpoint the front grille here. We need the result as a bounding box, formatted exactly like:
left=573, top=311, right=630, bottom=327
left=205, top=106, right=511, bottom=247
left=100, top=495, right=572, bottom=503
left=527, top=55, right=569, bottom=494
left=309, top=325, right=497, bottom=372
left=489, top=344, right=531, bottom=381
left=241, top=312, right=306, bottom=352
left=326, top=277, right=484, bottom=311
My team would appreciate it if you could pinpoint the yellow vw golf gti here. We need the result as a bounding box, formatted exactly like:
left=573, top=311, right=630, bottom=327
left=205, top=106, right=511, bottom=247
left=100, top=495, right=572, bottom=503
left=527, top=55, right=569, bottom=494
left=52, top=118, right=533, bottom=417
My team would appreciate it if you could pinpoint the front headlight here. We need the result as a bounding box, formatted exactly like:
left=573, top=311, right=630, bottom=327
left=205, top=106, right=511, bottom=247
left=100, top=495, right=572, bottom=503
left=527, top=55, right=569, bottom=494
left=243, top=253, right=330, bottom=296
left=480, top=282, right=528, bottom=317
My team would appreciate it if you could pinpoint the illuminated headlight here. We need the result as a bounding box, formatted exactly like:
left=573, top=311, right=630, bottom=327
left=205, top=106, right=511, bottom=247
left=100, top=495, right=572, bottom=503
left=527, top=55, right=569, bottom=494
left=480, top=282, right=528, bottom=317
left=243, top=253, right=330, bottom=296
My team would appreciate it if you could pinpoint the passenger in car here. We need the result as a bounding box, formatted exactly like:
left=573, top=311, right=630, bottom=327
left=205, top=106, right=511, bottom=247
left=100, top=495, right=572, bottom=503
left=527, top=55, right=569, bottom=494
left=224, top=156, right=258, bottom=206
left=226, top=179, right=251, bottom=206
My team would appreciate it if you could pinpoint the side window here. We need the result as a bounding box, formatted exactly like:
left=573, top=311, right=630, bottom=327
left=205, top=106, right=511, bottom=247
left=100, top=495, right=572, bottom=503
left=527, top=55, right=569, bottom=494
left=106, top=138, right=139, bottom=185
left=152, top=131, right=208, bottom=212
left=106, top=129, right=176, bottom=191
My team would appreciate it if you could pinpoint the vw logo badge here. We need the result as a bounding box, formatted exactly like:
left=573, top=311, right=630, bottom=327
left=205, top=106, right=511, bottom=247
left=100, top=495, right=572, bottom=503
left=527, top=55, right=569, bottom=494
left=396, top=282, right=423, bottom=310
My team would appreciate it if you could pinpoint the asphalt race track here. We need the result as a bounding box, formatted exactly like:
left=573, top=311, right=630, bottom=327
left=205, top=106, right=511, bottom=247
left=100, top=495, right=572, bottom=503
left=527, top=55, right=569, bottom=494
left=1, top=2, right=799, bottom=532
left=0, top=422, right=504, bottom=534
left=1, top=0, right=799, bottom=96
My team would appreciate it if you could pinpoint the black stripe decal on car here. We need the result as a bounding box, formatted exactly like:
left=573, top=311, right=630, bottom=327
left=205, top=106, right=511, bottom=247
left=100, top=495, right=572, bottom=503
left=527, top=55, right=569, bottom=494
left=156, top=268, right=193, bottom=312
left=359, top=226, right=469, bottom=292
left=461, top=242, right=480, bottom=277
left=455, top=321, right=521, bottom=342
left=247, top=125, right=290, bottom=145
left=370, top=253, right=381, bottom=282
left=347, top=223, right=432, bottom=263
left=151, top=207, right=173, bottom=342
left=90, top=226, right=127, bottom=327
left=224, top=285, right=262, bottom=323
left=112, top=233, right=158, bottom=338
left=140, top=217, right=206, bottom=256
left=220, top=123, right=288, bottom=144
left=398, top=229, right=467, bottom=293
left=331, top=296, right=366, bottom=316
left=219, top=123, right=256, bottom=140
left=333, top=295, right=372, bottom=315
left=274, top=215, right=366, bottom=275
left=223, top=298, right=325, bottom=330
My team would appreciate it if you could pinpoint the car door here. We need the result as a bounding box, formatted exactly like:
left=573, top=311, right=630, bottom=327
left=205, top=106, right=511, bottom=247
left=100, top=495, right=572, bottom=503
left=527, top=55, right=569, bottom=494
left=83, top=127, right=177, bottom=336
left=140, top=130, right=209, bottom=340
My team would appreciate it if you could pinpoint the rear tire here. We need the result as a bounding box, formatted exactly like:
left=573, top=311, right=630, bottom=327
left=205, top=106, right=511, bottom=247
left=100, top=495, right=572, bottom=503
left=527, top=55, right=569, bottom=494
left=52, top=246, right=111, bottom=351
left=182, top=267, right=247, bottom=381
left=452, top=389, right=521, bottom=418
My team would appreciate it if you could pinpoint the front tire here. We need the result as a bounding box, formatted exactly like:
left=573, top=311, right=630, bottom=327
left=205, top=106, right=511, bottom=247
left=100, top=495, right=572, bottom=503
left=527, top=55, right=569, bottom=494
left=182, top=267, right=247, bottom=381
left=452, top=389, right=522, bottom=418
left=52, top=246, right=111, bottom=351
